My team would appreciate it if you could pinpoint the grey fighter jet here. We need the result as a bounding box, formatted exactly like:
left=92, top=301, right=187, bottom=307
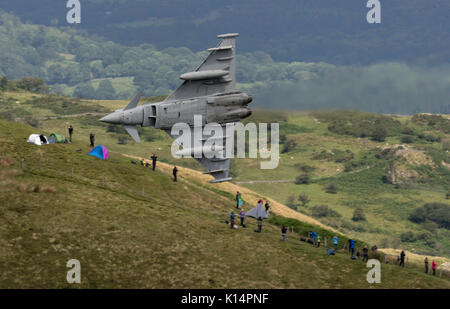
left=100, top=33, right=252, bottom=183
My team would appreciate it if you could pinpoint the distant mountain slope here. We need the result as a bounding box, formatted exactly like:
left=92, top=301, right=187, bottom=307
left=2, top=0, right=450, bottom=64
left=1, top=12, right=450, bottom=114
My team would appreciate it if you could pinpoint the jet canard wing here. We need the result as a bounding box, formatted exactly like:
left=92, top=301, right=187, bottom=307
left=164, top=125, right=233, bottom=183
left=166, top=33, right=239, bottom=101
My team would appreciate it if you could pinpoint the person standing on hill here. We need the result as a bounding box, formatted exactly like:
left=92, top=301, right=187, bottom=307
left=265, top=201, right=270, bottom=213
left=240, top=209, right=245, bottom=227
left=432, top=260, right=437, bottom=276
left=350, top=239, right=355, bottom=256
left=399, top=250, right=406, bottom=267
left=151, top=154, right=157, bottom=171
left=173, top=166, right=178, bottom=182
left=333, top=235, right=338, bottom=251
left=255, top=217, right=263, bottom=233
left=235, top=191, right=241, bottom=208
left=424, top=257, right=429, bottom=274
left=89, top=132, right=95, bottom=147
left=68, top=125, right=73, bottom=143
left=311, top=230, right=317, bottom=246
left=362, top=245, right=369, bottom=262
left=281, top=225, right=287, bottom=242
left=317, top=234, right=321, bottom=247
left=230, top=211, right=235, bottom=229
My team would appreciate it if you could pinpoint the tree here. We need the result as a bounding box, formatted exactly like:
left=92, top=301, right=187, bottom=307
left=401, top=135, right=414, bottom=143
left=95, top=79, right=116, bottom=99
left=286, top=195, right=297, bottom=210
left=325, top=183, right=338, bottom=194
left=311, top=205, right=341, bottom=218
left=298, top=193, right=310, bottom=207
left=352, top=208, right=366, bottom=222
left=282, top=138, right=297, bottom=153
left=295, top=173, right=311, bottom=185
left=400, top=231, right=416, bottom=242
left=73, top=82, right=96, bottom=99
left=17, top=76, right=48, bottom=93
left=0, top=76, right=7, bottom=90
left=371, top=126, right=387, bottom=142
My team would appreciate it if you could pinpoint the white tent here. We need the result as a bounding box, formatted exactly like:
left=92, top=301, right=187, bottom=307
left=245, top=202, right=269, bottom=219
left=27, top=134, right=48, bottom=146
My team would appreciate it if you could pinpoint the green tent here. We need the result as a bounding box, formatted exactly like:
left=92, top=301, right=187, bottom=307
left=48, top=133, right=67, bottom=144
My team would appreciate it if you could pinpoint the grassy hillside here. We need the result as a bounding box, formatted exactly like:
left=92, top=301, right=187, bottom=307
left=233, top=110, right=450, bottom=257
left=1, top=118, right=449, bottom=288
left=2, top=89, right=450, bottom=259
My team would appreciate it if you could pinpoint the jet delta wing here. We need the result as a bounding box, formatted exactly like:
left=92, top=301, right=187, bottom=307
left=167, top=33, right=239, bottom=100
left=100, top=33, right=252, bottom=183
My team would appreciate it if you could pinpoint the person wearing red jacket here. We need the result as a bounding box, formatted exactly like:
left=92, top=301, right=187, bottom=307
left=432, top=260, right=437, bottom=276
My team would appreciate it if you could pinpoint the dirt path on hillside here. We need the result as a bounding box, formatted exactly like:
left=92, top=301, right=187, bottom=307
left=113, top=151, right=450, bottom=264
left=234, top=179, right=295, bottom=184
left=118, top=152, right=341, bottom=234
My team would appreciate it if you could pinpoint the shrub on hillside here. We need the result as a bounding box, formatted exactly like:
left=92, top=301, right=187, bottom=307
left=409, top=203, right=450, bottom=229
left=313, top=110, right=401, bottom=139
left=371, top=126, right=387, bottom=142
left=325, top=183, right=338, bottom=194
left=295, top=173, right=311, bottom=185
left=402, top=126, right=415, bottom=135
left=298, top=193, right=310, bottom=207
left=401, top=135, right=414, bottom=143
left=311, top=205, right=341, bottom=218
left=425, top=134, right=441, bottom=143
left=294, top=163, right=316, bottom=173
left=282, top=138, right=297, bottom=153
left=24, top=116, right=40, bottom=128
left=400, top=231, right=416, bottom=242
left=117, top=136, right=128, bottom=145
left=352, top=208, right=366, bottom=221
left=286, top=195, right=298, bottom=210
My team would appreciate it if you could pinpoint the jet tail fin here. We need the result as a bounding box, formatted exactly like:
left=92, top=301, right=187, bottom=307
left=124, top=125, right=140, bottom=143
left=123, top=91, right=143, bottom=111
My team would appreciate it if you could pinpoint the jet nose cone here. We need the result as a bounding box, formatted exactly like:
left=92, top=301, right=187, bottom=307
left=99, top=111, right=123, bottom=124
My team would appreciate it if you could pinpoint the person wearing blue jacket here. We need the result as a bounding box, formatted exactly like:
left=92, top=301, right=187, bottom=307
left=310, top=230, right=317, bottom=245
left=333, top=235, right=338, bottom=251
left=230, top=211, right=235, bottom=229
left=350, top=239, right=355, bottom=256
